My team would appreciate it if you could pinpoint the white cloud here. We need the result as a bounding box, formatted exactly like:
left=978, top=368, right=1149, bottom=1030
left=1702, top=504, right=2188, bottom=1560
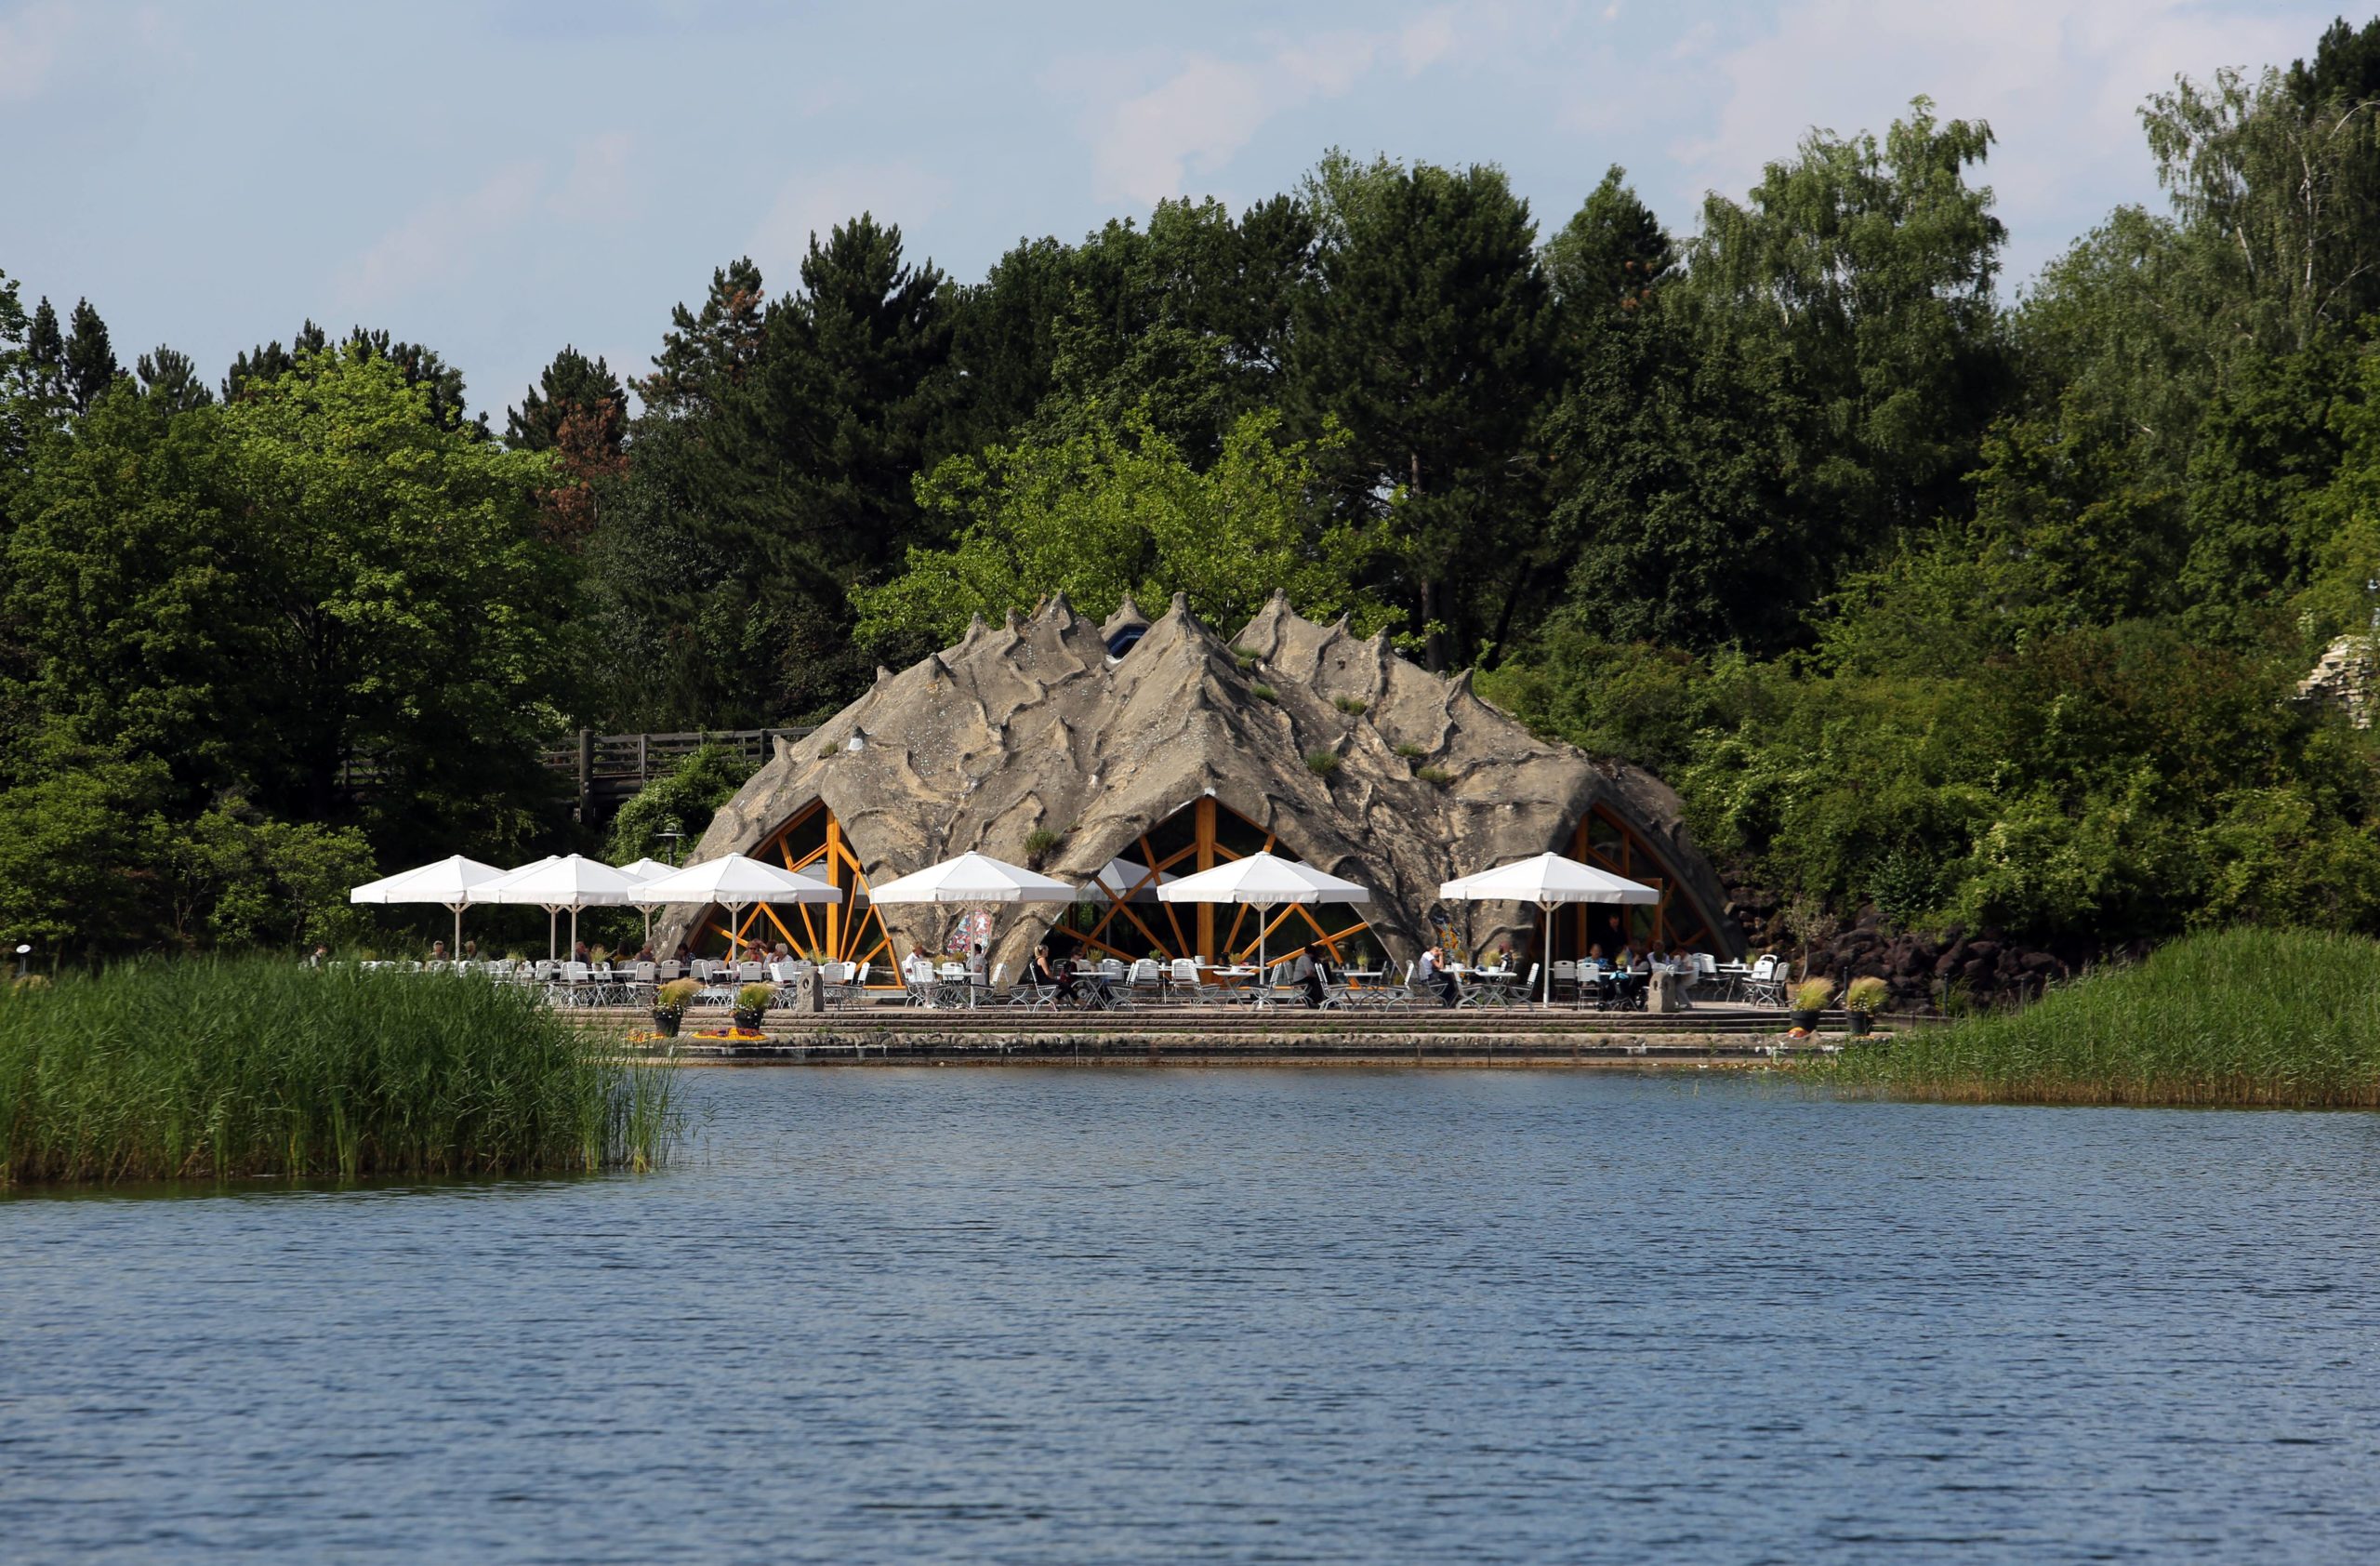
left=0, top=3, right=77, bottom=101
left=549, top=131, right=635, bottom=221
left=1093, top=55, right=1273, bottom=205
left=747, top=161, right=956, bottom=277
left=337, top=160, right=547, bottom=306
left=1075, top=7, right=1481, bottom=206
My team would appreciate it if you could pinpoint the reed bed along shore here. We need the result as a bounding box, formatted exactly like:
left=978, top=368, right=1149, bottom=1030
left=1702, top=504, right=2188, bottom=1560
left=0, top=959, right=679, bottom=1186
left=1821, top=928, right=2380, bottom=1108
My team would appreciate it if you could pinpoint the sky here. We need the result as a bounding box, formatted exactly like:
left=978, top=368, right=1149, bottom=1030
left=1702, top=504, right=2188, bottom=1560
left=0, top=0, right=2353, bottom=427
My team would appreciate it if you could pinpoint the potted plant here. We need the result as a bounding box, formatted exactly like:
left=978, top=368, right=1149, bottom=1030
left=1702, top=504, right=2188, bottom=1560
left=732, top=982, right=774, bottom=1032
left=1789, top=977, right=1835, bottom=1034
left=652, top=977, right=700, bottom=1038
left=1843, top=975, right=1889, bottom=1037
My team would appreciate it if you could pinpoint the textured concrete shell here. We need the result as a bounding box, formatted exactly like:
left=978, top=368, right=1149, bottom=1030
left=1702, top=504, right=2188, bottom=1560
left=663, top=592, right=1741, bottom=971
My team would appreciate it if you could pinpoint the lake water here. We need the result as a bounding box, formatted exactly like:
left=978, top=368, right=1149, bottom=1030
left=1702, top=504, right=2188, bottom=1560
left=6, top=1068, right=2378, bottom=1563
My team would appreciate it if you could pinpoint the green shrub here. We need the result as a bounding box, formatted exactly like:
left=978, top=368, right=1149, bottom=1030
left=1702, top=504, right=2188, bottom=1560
left=1792, top=977, right=1836, bottom=1011
left=1250, top=683, right=1278, bottom=703
left=1416, top=765, right=1453, bottom=787
left=1232, top=644, right=1262, bottom=670
left=0, top=959, right=678, bottom=1184
left=655, top=977, right=701, bottom=1013
left=734, top=983, right=774, bottom=1013
left=1024, top=828, right=1063, bottom=865
left=1394, top=742, right=1426, bottom=760
left=604, top=741, right=758, bottom=865
left=1822, top=928, right=2380, bottom=1107
left=1305, top=750, right=1342, bottom=776
left=1333, top=697, right=1369, bottom=715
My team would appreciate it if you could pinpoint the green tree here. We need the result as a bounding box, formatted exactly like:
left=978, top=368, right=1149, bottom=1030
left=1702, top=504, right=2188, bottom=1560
left=853, top=406, right=1389, bottom=648
left=135, top=345, right=214, bottom=413
left=506, top=345, right=626, bottom=454
left=62, top=298, right=119, bottom=414
left=603, top=742, right=758, bottom=865
left=1290, top=153, right=1557, bottom=669
left=1678, top=100, right=2009, bottom=570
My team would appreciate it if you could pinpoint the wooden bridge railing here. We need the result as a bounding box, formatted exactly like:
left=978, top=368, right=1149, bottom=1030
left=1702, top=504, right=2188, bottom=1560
left=338, top=726, right=817, bottom=814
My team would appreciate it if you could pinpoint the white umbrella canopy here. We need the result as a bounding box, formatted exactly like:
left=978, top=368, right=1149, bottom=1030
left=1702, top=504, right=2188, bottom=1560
left=615, top=857, right=682, bottom=950
left=1157, top=851, right=1369, bottom=998
left=348, top=854, right=508, bottom=956
left=480, top=854, right=649, bottom=962
left=459, top=855, right=562, bottom=961
left=866, top=851, right=1078, bottom=905
left=633, top=854, right=841, bottom=962
left=1078, top=856, right=1174, bottom=902
left=868, top=853, right=1079, bottom=999
left=1438, top=851, right=1659, bottom=1005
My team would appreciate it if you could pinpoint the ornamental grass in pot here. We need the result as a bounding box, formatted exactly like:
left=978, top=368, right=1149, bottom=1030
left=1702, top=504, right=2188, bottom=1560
left=733, top=983, right=774, bottom=1032
left=652, top=977, right=701, bottom=1038
left=1790, top=977, right=1835, bottom=1034
left=1843, top=975, right=1889, bottom=1037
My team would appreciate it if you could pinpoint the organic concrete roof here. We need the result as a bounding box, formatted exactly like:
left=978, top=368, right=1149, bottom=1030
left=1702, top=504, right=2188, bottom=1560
left=665, top=591, right=1739, bottom=967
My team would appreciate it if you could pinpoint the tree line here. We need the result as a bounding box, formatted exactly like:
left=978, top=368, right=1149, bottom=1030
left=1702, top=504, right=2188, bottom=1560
left=9, top=17, right=2380, bottom=956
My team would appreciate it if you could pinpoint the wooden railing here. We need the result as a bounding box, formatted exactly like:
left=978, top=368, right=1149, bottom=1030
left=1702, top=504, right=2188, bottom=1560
left=338, top=726, right=817, bottom=813
left=542, top=727, right=817, bottom=810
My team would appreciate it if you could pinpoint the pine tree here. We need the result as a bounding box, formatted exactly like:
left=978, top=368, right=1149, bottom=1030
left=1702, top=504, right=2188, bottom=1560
left=136, top=346, right=214, bottom=413
left=506, top=346, right=625, bottom=454
left=21, top=297, right=66, bottom=409
left=223, top=324, right=473, bottom=432
left=1289, top=156, right=1557, bottom=669
left=62, top=298, right=120, bottom=414
left=634, top=258, right=766, bottom=418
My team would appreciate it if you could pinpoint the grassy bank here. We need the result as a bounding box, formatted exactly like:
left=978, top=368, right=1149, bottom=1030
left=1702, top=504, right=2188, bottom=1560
left=0, top=960, right=679, bottom=1185
left=1824, top=928, right=2380, bottom=1108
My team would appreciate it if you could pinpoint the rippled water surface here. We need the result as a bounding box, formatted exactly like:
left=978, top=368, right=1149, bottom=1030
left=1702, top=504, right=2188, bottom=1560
left=7, top=1069, right=2380, bottom=1563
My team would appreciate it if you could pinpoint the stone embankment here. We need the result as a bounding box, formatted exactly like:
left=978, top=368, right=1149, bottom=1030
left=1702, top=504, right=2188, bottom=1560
left=1724, top=884, right=2145, bottom=1014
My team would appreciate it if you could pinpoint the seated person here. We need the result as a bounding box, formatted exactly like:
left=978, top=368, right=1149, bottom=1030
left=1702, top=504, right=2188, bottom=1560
left=1419, top=944, right=1461, bottom=1007
left=1029, top=943, right=1078, bottom=1004
left=1288, top=944, right=1327, bottom=1008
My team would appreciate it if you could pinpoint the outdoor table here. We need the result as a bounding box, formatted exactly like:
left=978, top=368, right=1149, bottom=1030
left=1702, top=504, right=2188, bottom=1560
left=1203, top=965, right=1258, bottom=1002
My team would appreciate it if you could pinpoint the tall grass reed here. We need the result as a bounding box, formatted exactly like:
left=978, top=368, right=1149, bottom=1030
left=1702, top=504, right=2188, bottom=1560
left=1, top=959, right=680, bottom=1185
left=1823, top=928, right=2380, bottom=1108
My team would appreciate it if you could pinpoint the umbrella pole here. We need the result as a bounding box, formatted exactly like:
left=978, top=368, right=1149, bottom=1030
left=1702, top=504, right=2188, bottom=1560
left=570, top=905, right=580, bottom=959
left=452, top=903, right=463, bottom=959
left=548, top=908, right=558, bottom=962
left=1541, top=900, right=1554, bottom=1008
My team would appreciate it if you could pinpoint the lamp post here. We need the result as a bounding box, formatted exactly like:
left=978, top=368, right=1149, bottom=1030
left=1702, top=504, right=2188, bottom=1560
left=14, top=943, right=29, bottom=981
left=657, top=827, right=683, bottom=867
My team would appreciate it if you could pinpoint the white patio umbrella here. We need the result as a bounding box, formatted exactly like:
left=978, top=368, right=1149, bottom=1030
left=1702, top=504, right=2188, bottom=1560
left=348, top=854, right=507, bottom=956
left=1158, top=851, right=1369, bottom=1004
left=614, top=857, right=681, bottom=950
left=1078, top=856, right=1174, bottom=902
left=631, top=853, right=840, bottom=962
left=480, top=854, right=649, bottom=962
left=868, top=852, right=1079, bottom=1002
left=1438, top=851, right=1659, bottom=1006
left=461, top=855, right=562, bottom=957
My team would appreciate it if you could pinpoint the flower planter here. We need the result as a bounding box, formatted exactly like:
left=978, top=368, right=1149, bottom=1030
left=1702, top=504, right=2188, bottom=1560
left=732, top=1008, right=766, bottom=1032
left=1845, top=1012, right=1873, bottom=1037
left=650, top=1010, right=682, bottom=1038
left=1789, top=1008, right=1822, bottom=1033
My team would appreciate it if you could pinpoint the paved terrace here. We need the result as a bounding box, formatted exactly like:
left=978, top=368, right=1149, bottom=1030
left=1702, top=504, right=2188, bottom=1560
left=571, top=1000, right=1934, bottom=1065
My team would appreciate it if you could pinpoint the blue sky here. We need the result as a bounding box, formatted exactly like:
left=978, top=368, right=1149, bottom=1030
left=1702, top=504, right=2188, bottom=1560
left=0, top=0, right=2349, bottom=425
